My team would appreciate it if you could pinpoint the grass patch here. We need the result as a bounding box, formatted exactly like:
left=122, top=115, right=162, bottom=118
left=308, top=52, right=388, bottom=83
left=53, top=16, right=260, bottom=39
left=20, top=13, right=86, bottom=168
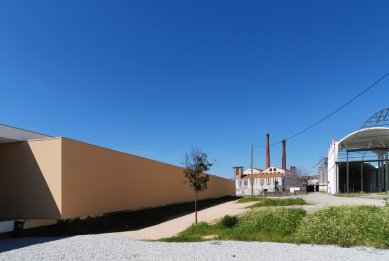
left=295, top=206, right=389, bottom=248
left=237, top=197, right=307, bottom=207
left=162, top=208, right=306, bottom=242
left=236, top=197, right=265, bottom=203
left=334, top=193, right=364, bottom=197
left=249, top=198, right=307, bottom=208
left=240, top=207, right=306, bottom=234
left=164, top=205, right=389, bottom=249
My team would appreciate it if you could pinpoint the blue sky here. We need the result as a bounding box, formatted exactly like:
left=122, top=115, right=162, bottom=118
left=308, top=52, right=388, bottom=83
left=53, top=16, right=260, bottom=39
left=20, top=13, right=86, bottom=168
left=1, top=1, right=388, bottom=178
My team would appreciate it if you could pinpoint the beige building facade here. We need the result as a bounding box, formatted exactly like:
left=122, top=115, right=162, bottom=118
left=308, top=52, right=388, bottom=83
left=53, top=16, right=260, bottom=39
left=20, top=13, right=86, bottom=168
left=0, top=125, right=234, bottom=222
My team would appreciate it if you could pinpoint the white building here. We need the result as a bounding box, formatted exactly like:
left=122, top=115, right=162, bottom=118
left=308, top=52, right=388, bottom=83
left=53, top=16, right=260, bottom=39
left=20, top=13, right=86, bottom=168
left=327, top=139, right=339, bottom=194
left=327, top=127, right=389, bottom=194
left=327, top=108, right=389, bottom=194
left=234, top=133, right=300, bottom=195
left=234, top=166, right=285, bottom=195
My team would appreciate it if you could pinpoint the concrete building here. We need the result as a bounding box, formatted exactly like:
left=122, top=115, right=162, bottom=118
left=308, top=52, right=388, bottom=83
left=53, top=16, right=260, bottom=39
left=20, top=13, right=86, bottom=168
left=0, top=124, right=234, bottom=232
left=327, top=108, right=389, bottom=194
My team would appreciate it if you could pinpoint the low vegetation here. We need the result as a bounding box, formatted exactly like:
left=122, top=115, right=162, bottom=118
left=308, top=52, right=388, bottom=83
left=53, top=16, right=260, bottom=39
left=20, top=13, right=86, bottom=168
left=237, top=197, right=307, bottom=207
left=163, top=208, right=306, bottom=242
left=296, top=206, right=389, bottom=248
left=236, top=197, right=264, bottom=203
left=334, top=193, right=364, bottom=197
left=249, top=198, right=307, bottom=208
left=219, top=215, right=239, bottom=228
left=163, top=205, right=389, bottom=249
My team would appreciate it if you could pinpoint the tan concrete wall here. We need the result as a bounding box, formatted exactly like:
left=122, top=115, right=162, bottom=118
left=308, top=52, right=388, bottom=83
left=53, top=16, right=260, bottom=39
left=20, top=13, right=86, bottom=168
left=61, top=138, right=234, bottom=219
left=0, top=139, right=62, bottom=219
left=0, top=137, right=234, bottom=220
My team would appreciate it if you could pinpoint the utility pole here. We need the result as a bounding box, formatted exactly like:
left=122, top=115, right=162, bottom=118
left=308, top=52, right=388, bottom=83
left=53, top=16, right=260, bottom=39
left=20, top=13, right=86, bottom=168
left=251, top=144, right=254, bottom=197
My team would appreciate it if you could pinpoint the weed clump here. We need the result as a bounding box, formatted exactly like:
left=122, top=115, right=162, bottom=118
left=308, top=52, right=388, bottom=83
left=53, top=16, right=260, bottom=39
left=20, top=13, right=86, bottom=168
left=219, top=215, right=239, bottom=228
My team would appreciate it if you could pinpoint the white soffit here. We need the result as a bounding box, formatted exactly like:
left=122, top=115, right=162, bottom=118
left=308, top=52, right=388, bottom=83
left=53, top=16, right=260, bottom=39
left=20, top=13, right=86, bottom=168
left=0, top=124, right=51, bottom=144
left=338, top=127, right=389, bottom=151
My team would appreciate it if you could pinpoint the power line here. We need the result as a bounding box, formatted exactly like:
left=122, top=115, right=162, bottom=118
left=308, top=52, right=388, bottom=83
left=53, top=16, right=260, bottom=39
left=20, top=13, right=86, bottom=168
left=255, top=72, right=389, bottom=148
left=303, top=157, right=326, bottom=176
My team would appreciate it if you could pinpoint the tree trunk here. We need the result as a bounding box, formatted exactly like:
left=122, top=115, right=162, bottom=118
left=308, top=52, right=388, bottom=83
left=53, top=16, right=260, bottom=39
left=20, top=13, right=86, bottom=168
left=195, top=191, right=198, bottom=225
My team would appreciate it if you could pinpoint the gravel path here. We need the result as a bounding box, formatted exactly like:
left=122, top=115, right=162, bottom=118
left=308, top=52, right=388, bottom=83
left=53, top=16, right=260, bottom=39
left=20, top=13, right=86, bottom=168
left=1, top=193, right=388, bottom=260
left=299, top=193, right=386, bottom=212
left=1, top=235, right=388, bottom=261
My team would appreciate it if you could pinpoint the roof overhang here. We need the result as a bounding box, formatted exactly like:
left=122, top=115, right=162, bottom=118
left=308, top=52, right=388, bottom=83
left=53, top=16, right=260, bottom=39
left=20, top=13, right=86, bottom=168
left=0, top=124, right=51, bottom=144
left=338, top=127, right=389, bottom=152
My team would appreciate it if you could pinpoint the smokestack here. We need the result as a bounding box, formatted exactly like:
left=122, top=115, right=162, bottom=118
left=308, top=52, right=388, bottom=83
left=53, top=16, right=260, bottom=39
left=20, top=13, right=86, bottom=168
left=282, top=139, right=286, bottom=170
left=266, top=133, right=270, bottom=168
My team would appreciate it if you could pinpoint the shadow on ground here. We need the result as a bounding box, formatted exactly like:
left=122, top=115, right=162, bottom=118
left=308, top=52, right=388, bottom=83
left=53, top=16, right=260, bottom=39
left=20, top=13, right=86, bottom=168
left=0, top=236, right=67, bottom=253
left=11, top=196, right=237, bottom=237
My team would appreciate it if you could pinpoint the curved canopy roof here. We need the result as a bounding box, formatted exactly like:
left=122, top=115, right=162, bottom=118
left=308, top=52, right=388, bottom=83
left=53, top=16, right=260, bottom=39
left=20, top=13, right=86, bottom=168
left=338, top=127, right=389, bottom=152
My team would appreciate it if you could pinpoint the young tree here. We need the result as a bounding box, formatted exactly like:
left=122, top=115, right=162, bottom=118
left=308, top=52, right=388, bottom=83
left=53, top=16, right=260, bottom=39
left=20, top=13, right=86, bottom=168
left=183, top=148, right=213, bottom=225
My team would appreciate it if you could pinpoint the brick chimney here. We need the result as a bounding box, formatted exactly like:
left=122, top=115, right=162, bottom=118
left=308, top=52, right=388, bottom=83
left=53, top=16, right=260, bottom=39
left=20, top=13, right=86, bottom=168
left=282, top=139, right=286, bottom=170
left=233, top=166, right=244, bottom=180
left=266, top=133, right=270, bottom=168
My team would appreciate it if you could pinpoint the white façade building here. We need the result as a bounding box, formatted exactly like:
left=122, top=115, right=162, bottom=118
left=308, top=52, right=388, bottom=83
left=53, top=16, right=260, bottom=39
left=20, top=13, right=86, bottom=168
left=234, top=133, right=300, bottom=195
left=234, top=166, right=286, bottom=195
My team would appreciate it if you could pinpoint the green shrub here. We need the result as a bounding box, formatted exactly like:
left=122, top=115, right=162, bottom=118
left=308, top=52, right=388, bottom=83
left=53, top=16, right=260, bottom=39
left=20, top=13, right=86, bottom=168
left=295, top=206, right=389, bottom=248
left=240, top=207, right=306, bottom=234
left=237, top=197, right=264, bottom=203
left=250, top=198, right=306, bottom=208
left=219, top=215, right=239, bottom=228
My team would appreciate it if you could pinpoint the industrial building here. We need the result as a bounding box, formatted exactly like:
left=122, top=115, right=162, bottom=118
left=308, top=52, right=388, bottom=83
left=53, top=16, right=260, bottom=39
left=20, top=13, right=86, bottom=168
left=327, top=108, right=389, bottom=194
left=234, top=134, right=297, bottom=195
left=0, top=124, right=234, bottom=233
left=318, top=158, right=328, bottom=192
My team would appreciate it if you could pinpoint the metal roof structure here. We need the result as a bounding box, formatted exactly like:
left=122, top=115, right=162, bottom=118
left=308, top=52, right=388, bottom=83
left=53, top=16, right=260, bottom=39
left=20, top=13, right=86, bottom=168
left=337, top=108, right=389, bottom=153
left=338, top=127, right=389, bottom=152
left=0, top=124, right=51, bottom=144
left=360, top=107, right=389, bottom=129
